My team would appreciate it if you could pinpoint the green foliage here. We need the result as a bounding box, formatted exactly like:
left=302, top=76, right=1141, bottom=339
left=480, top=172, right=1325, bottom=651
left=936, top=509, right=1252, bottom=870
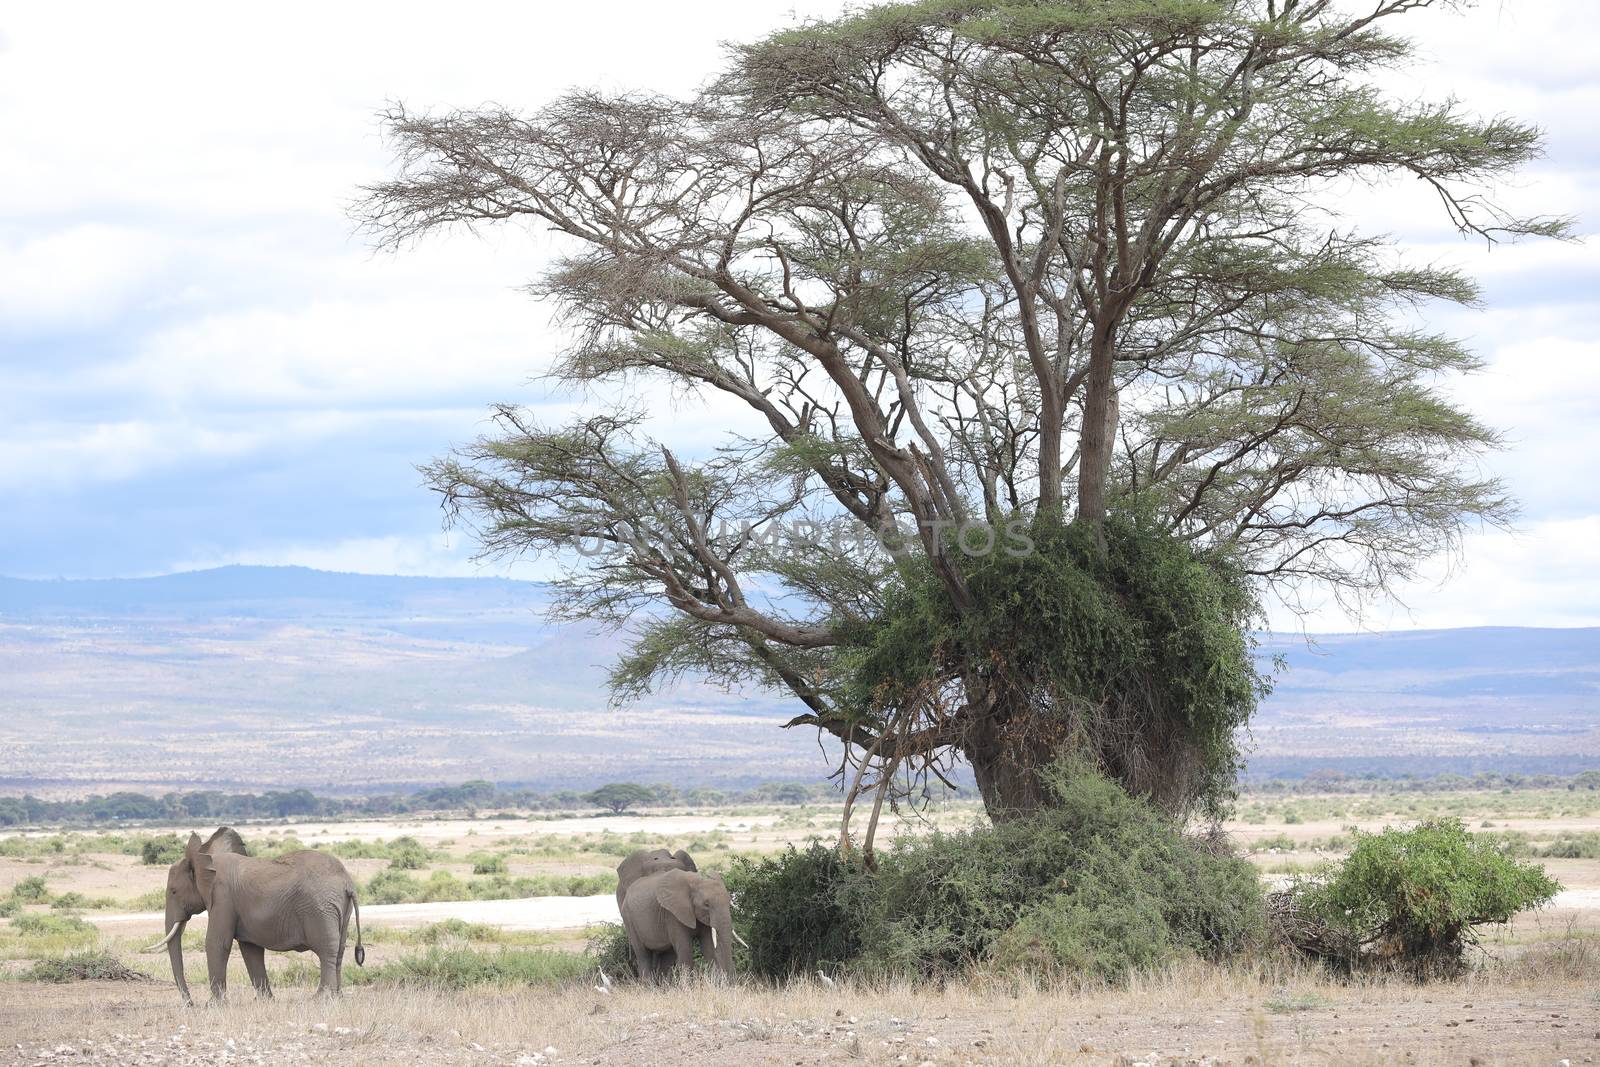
left=9, top=876, right=50, bottom=903
left=385, top=836, right=434, bottom=870
left=13, top=912, right=96, bottom=938
left=1533, top=832, right=1600, bottom=860
left=137, top=835, right=186, bottom=866
left=585, top=923, right=635, bottom=978
left=727, top=845, right=865, bottom=979
left=848, top=518, right=1265, bottom=815
left=25, top=950, right=145, bottom=983
left=470, top=853, right=509, bottom=875
left=355, top=946, right=589, bottom=989
left=409, top=919, right=505, bottom=944
left=1297, top=819, right=1560, bottom=977
left=731, top=763, right=1263, bottom=983
left=0, top=898, right=19, bottom=918
left=363, top=868, right=614, bottom=905
left=859, top=765, right=1263, bottom=978
left=1253, top=834, right=1298, bottom=853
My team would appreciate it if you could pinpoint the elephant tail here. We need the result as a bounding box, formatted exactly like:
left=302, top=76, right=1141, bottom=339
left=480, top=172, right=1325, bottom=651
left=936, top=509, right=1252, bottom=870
left=348, top=887, right=366, bottom=967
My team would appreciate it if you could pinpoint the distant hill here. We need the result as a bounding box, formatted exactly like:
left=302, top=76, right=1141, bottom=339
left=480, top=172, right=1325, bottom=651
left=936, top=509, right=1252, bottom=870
left=0, top=567, right=1594, bottom=794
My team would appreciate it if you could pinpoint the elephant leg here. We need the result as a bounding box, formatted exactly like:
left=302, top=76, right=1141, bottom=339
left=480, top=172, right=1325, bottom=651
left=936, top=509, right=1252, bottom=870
left=316, top=952, right=341, bottom=997
left=239, top=942, right=272, bottom=999
left=204, top=920, right=234, bottom=1002
left=668, top=923, right=696, bottom=978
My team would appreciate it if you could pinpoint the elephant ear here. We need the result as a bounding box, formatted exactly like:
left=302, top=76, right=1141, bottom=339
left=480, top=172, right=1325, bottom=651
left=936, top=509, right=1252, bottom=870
left=203, top=826, right=247, bottom=857
left=655, top=876, right=696, bottom=929
left=673, top=849, right=698, bottom=873
left=191, top=850, right=220, bottom=905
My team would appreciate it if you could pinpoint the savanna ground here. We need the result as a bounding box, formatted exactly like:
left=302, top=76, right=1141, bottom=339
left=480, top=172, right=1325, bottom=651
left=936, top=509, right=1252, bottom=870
left=1, top=788, right=1597, bottom=1066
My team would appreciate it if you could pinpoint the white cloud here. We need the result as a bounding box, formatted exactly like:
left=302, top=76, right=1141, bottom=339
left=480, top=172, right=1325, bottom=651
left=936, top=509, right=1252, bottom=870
left=1273, top=517, right=1600, bottom=632
left=0, top=0, right=1596, bottom=634
left=0, top=224, right=176, bottom=328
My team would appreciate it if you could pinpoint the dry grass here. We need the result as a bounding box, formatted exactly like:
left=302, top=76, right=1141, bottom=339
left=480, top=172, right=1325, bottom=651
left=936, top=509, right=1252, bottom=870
left=2, top=954, right=1598, bottom=1066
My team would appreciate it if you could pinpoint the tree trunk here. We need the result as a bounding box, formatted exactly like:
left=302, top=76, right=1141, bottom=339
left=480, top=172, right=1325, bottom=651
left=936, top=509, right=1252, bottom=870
left=961, top=708, right=1067, bottom=823
left=1075, top=328, right=1119, bottom=536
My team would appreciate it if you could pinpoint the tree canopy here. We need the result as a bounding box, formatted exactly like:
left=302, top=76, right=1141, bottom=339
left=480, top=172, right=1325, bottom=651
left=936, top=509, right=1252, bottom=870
left=359, top=0, right=1563, bottom=823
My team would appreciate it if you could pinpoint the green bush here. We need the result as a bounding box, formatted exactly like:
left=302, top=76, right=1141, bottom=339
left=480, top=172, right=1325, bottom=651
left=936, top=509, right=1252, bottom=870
left=1296, top=818, right=1560, bottom=977
left=1535, top=832, right=1600, bottom=859
left=356, top=947, right=588, bottom=988
left=991, top=868, right=1171, bottom=981
left=13, top=912, right=96, bottom=938
left=138, top=835, right=186, bottom=866
left=363, top=868, right=613, bottom=905
left=470, top=853, right=508, bottom=875
left=585, top=922, right=635, bottom=978
left=0, top=897, right=20, bottom=918
left=410, top=919, right=503, bottom=944
left=9, top=875, right=50, bottom=903
left=730, top=762, right=1263, bottom=983
left=727, top=844, right=864, bottom=980
left=1253, top=833, right=1297, bottom=852
left=386, top=836, right=433, bottom=870
left=860, top=766, right=1262, bottom=979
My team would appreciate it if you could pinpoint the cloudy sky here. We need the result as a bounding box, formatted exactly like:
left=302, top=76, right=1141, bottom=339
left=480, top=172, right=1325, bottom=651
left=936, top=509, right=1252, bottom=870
left=1, top=1, right=1596, bottom=632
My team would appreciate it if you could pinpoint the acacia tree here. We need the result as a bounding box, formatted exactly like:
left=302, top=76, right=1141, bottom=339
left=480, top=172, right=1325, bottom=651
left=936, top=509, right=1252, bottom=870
left=360, top=0, right=1561, bottom=824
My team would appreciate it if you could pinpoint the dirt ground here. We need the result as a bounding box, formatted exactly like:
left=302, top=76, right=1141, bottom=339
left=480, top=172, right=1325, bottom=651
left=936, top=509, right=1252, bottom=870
left=2, top=963, right=1596, bottom=1067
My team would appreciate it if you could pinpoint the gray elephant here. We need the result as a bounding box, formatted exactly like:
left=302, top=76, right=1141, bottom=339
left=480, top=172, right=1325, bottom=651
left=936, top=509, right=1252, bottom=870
left=145, top=827, right=365, bottom=1003
left=615, top=847, right=697, bottom=910
left=619, top=868, right=741, bottom=982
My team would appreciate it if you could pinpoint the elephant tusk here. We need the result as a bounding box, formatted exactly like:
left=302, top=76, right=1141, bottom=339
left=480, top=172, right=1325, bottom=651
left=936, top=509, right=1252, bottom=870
left=711, top=927, right=718, bottom=950
left=733, top=929, right=750, bottom=950
left=143, top=923, right=181, bottom=952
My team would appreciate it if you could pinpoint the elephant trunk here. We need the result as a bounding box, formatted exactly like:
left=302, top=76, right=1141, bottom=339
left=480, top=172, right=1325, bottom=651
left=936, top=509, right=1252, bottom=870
left=162, top=902, right=192, bottom=1004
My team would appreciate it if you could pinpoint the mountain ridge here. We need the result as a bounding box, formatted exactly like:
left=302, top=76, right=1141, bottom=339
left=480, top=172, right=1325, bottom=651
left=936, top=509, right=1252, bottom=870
left=1, top=566, right=1594, bottom=793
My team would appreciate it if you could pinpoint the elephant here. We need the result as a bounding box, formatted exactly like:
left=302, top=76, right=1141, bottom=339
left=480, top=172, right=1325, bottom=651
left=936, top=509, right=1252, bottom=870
left=614, top=847, right=697, bottom=911
left=145, top=827, right=365, bottom=1004
left=619, top=868, right=743, bottom=982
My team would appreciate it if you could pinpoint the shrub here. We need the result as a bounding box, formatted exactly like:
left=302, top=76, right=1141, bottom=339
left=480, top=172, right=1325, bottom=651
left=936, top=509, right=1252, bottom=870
left=357, top=947, right=588, bottom=988
left=14, top=912, right=96, bottom=938
left=26, top=950, right=146, bottom=983
left=860, top=765, right=1261, bottom=980
left=410, top=919, right=503, bottom=944
left=731, top=762, right=1264, bottom=983
left=363, top=868, right=614, bottom=904
left=470, top=853, right=509, bottom=875
left=10, top=875, right=50, bottom=903
left=0, top=897, right=19, bottom=918
left=990, top=870, right=1171, bottom=982
left=363, top=869, right=426, bottom=904
left=1293, top=819, right=1560, bottom=977
left=138, top=835, right=186, bottom=866
left=49, top=892, right=90, bottom=911
left=1535, top=832, right=1600, bottom=860
left=727, top=844, right=865, bottom=980
left=1252, top=834, right=1297, bottom=853
left=585, top=923, right=635, bottom=978
left=386, top=836, right=432, bottom=870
